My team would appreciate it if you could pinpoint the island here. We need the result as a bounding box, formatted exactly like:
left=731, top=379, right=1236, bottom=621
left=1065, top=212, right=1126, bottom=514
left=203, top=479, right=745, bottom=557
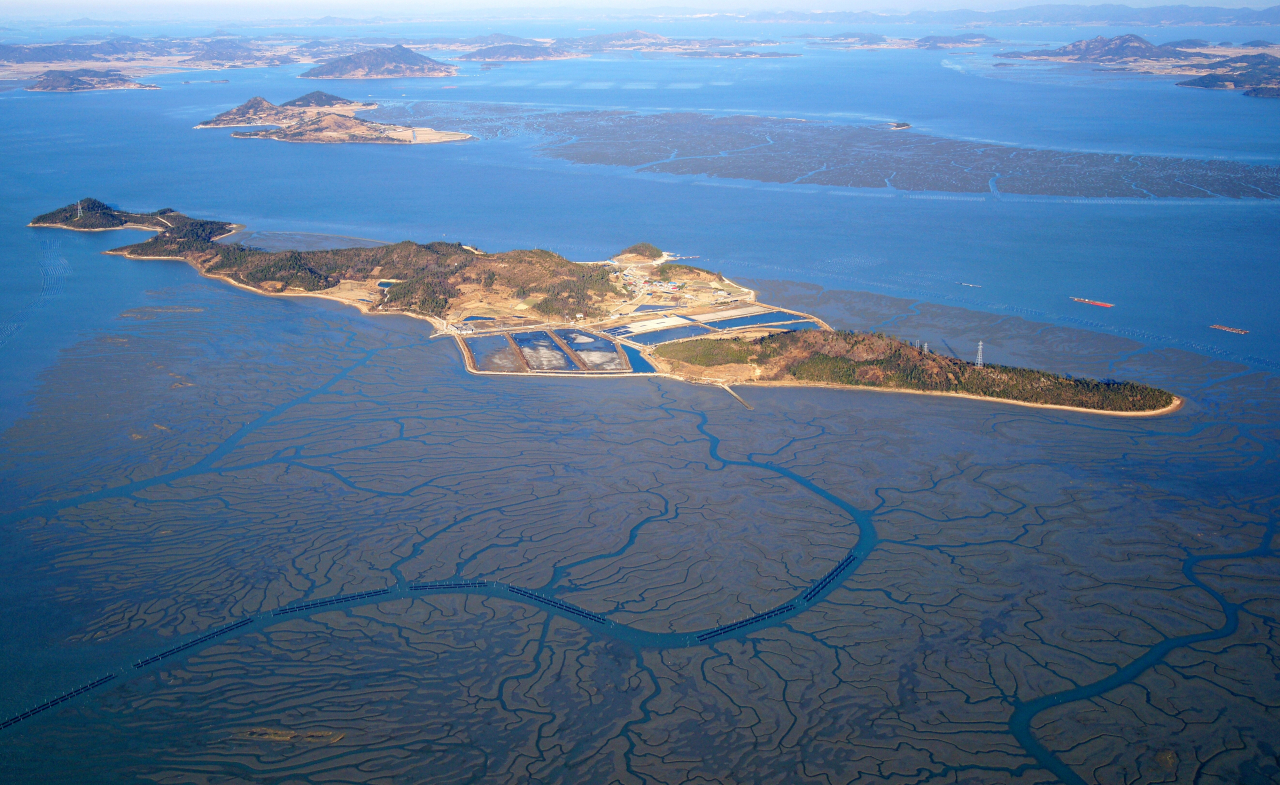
left=0, top=33, right=307, bottom=83
left=997, top=35, right=1280, bottom=98
left=678, top=51, right=799, bottom=59
left=916, top=34, right=999, bottom=49
left=27, top=199, right=208, bottom=232
left=998, top=34, right=1191, bottom=63
left=27, top=68, right=157, bottom=92
left=551, top=30, right=783, bottom=53
left=797, top=32, right=998, bottom=50
left=456, top=44, right=582, bottom=62
left=196, top=92, right=471, bottom=145
left=28, top=200, right=1178, bottom=415
left=1176, top=53, right=1280, bottom=96
left=298, top=45, right=456, bottom=79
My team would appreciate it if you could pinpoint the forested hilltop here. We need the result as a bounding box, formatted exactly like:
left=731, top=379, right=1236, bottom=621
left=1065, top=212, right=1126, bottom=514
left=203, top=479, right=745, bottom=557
left=29, top=199, right=198, bottom=232
left=31, top=201, right=623, bottom=321
left=655, top=331, right=1176, bottom=412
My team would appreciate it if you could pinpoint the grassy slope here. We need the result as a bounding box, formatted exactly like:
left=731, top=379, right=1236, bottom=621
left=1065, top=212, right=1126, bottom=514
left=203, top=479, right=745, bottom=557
left=32, top=201, right=621, bottom=319
left=657, top=331, right=1174, bottom=412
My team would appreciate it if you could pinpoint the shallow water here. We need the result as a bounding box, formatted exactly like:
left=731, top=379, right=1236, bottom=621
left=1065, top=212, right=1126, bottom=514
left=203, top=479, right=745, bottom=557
left=0, top=49, right=1274, bottom=416
left=466, top=333, right=524, bottom=372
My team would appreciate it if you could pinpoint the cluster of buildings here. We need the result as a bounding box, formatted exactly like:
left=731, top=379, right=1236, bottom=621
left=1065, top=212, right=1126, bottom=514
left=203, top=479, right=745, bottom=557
left=618, top=269, right=684, bottom=297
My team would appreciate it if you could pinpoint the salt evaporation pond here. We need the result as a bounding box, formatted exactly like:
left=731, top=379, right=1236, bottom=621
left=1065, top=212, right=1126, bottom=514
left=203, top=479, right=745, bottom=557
left=554, top=329, right=625, bottom=370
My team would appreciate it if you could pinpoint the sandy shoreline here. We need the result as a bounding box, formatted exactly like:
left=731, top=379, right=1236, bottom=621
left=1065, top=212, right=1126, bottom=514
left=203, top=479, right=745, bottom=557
left=110, top=248, right=448, bottom=329
left=28, top=221, right=214, bottom=233
left=452, top=339, right=1184, bottom=417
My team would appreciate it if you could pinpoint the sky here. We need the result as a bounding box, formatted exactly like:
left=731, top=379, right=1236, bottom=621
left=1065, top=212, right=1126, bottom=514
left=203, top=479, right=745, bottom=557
left=2, top=0, right=1274, bottom=22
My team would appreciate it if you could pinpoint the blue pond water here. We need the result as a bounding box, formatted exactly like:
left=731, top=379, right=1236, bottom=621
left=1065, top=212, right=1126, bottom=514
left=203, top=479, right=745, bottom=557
left=621, top=344, right=656, bottom=373
left=511, top=330, right=578, bottom=370
left=553, top=328, right=626, bottom=370
left=464, top=334, right=523, bottom=372
left=705, top=311, right=804, bottom=330
left=629, top=323, right=715, bottom=345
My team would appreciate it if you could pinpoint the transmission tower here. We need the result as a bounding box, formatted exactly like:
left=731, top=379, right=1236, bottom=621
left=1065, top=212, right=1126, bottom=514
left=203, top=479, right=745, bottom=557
left=976, top=341, right=984, bottom=368
left=76, top=200, right=83, bottom=219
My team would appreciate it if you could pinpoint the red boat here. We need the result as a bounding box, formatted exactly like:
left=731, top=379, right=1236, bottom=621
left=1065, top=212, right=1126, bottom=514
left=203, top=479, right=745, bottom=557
left=1070, top=297, right=1114, bottom=308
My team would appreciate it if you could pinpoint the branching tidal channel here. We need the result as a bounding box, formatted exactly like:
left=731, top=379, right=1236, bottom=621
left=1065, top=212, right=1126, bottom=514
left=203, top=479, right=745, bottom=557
left=0, top=335, right=1272, bottom=785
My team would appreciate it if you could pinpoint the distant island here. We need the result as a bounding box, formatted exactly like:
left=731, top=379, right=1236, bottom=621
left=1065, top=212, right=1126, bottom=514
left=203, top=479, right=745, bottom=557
left=739, top=4, right=1280, bottom=26
left=678, top=51, right=799, bottom=59
left=27, top=68, right=157, bottom=92
left=299, top=45, right=456, bottom=79
left=2, top=20, right=1276, bottom=84
left=28, top=200, right=1179, bottom=415
left=1177, top=52, right=1280, bottom=96
left=196, top=92, right=470, bottom=145
left=998, top=35, right=1280, bottom=97
left=798, top=32, right=999, bottom=50
left=456, top=44, right=583, bottom=62
left=551, top=30, right=782, bottom=53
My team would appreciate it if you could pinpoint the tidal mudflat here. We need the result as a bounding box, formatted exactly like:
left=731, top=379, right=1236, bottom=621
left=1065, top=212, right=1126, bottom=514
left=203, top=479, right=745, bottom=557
left=0, top=274, right=1275, bottom=784
left=371, top=102, right=1280, bottom=199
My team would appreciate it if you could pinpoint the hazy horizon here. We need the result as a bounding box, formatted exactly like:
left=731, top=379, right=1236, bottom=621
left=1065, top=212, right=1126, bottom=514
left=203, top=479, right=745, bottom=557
left=3, top=0, right=1277, bottom=25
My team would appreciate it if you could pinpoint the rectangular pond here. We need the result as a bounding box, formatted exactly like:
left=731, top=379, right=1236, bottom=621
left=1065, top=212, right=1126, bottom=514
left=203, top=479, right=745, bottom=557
left=465, top=335, right=526, bottom=373
left=554, top=329, right=626, bottom=371
left=704, top=311, right=803, bottom=330
left=690, top=305, right=769, bottom=322
left=604, top=315, right=693, bottom=338
left=512, top=331, right=580, bottom=371
left=628, top=324, right=714, bottom=346
left=622, top=344, right=656, bottom=373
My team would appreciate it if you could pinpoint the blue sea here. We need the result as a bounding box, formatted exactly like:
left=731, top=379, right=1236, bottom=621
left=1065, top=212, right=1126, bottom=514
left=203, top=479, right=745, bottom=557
left=1, top=20, right=1279, bottom=783
left=2, top=27, right=1277, bottom=425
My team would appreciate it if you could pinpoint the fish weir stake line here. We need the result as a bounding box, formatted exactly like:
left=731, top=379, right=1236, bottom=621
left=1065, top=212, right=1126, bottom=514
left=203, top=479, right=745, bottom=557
left=134, top=618, right=253, bottom=668
left=507, top=586, right=610, bottom=625
left=697, top=604, right=794, bottom=642
left=272, top=588, right=391, bottom=617
left=411, top=581, right=488, bottom=591
left=0, top=674, right=117, bottom=730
